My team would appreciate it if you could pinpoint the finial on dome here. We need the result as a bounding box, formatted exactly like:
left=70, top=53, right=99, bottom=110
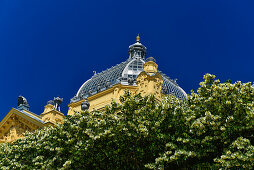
left=136, top=34, right=140, bottom=42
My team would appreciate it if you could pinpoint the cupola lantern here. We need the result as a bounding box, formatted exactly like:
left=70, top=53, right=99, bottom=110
left=128, top=35, right=147, bottom=59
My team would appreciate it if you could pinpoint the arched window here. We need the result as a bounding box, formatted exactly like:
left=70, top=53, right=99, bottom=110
left=121, top=58, right=145, bottom=84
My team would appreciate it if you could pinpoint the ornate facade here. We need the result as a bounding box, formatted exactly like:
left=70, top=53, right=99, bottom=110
left=68, top=36, right=187, bottom=114
left=0, top=97, right=65, bottom=143
left=0, top=36, right=187, bottom=143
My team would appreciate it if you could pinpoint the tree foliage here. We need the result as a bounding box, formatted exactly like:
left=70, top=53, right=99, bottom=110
left=0, top=74, right=253, bottom=169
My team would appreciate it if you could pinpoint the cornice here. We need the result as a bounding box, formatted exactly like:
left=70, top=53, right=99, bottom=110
left=68, top=84, right=138, bottom=108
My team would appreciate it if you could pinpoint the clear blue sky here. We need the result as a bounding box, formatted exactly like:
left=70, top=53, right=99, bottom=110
left=0, top=0, right=253, bottom=120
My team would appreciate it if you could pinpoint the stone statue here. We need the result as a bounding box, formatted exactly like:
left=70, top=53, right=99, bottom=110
left=53, top=97, right=63, bottom=112
left=18, top=96, right=28, bottom=106
left=17, top=96, right=30, bottom=110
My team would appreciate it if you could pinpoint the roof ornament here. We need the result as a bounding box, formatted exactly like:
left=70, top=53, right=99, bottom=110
left=53, top=97, right=63, bottom=112
left=81, top=98, right=90, bottom=111
left=17, top=96, right=30, bottom=111
left=136, top=34, right=140, bottom=42
left=93, top=71, right=97, bottom=76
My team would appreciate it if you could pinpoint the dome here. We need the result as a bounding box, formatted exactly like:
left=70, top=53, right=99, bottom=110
left=70, top=37, right=187, bottom=103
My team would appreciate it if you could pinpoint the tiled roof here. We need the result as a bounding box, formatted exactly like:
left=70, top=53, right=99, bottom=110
left=71, top=58, right=187, bottom=103
left=14, top=108, right=45, bottom=124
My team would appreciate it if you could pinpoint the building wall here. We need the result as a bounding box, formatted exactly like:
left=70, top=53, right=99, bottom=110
left=0, top=60, right=163, bottom=143
left=68, top=84, right=138, bottom=115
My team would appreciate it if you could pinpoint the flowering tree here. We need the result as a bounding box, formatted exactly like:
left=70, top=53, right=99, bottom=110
left=147, top=74, right=254, bottom=169
left=0, top=74, right=253, bottom=169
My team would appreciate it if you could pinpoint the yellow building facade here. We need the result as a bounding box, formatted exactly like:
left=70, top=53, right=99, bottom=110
left=0, top=96, right=65, bottom=143
left=0, top=36, right=187, bottom=143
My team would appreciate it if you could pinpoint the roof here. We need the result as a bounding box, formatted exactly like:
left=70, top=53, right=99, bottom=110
left=15, top=108, right=45, bottom=124
left=74, top=59, right=131, bottom=101
left=70, top=58, right=187, bottom=103
left=0, top=108, right=45, bottom=131
left=70, top=38, right=187, bottom=103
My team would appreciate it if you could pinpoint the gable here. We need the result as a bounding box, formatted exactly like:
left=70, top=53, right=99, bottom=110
left=0, top=108, right=44, bottom=143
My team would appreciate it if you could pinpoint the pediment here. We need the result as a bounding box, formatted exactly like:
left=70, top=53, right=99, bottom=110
left=0, top=109, right=44, bottom=143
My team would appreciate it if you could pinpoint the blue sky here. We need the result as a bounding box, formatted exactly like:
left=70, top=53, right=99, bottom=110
left=0, top=0, right=253, bottom=120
